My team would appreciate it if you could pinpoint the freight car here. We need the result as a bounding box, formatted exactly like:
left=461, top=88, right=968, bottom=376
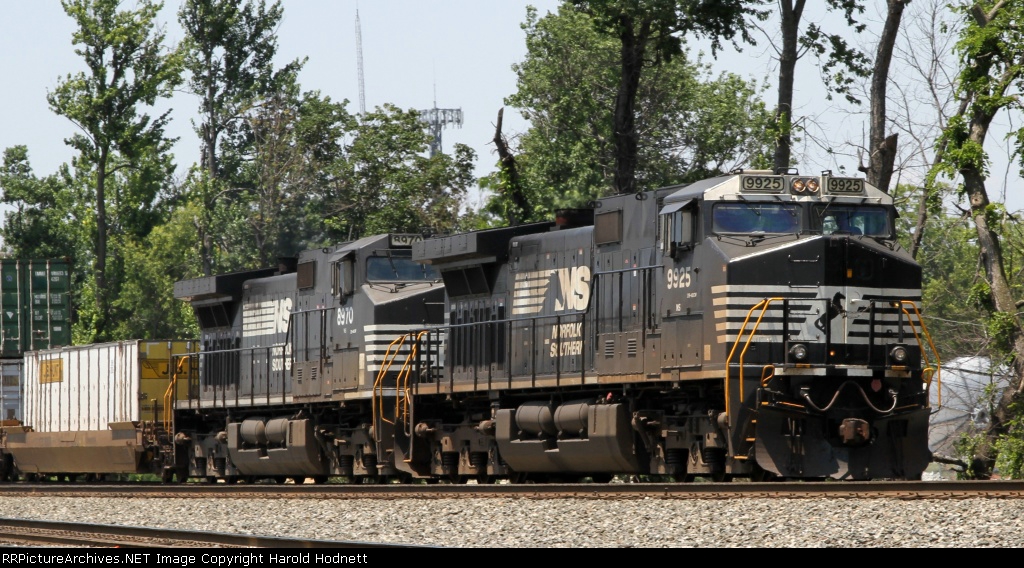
left=0, top=340, right=195, bottom=481
left=162, top=168, right=938, bottom=484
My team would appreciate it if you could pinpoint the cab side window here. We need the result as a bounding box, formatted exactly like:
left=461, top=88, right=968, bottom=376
left=662, top=203, right=696, bottom=259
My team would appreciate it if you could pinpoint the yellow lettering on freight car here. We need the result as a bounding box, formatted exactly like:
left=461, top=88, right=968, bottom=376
left=39, top=359, right=63, bottom=384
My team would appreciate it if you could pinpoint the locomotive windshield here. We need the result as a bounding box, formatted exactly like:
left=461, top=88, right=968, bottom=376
left=811, top=205, right=891, bottom=237
left=712, top=203, right=801, bottom=234
left=366, top=252, right=440, bottom=282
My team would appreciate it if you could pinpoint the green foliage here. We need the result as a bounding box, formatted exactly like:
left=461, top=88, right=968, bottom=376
left=179, top=0, right=305, bottom=274
left=0, top=148, right=81, bottom=259
left=994, top=413, right=1024, bottom=479
left=798, top=0, right=871, bottom=105
left=494, top=5, right=773, bottom=217
left=987, top=312, right=1018, bottom=359
left=45, top=0, right=184, bottom=341
left=953, top=431, right=988, bottom=480
left=318, top=104, right=475, bottom=242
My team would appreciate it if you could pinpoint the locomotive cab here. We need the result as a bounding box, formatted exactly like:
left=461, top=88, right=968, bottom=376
left=663, top=170, right=936, bottom=480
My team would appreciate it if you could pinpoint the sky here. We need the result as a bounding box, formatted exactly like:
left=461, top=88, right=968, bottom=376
left=1, top=1, right=1022, bottom=213
left=0, top=0, right=562, bottom=210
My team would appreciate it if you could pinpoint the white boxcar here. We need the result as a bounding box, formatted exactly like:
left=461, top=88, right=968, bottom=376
left=23, top=340, right=189, bottom=433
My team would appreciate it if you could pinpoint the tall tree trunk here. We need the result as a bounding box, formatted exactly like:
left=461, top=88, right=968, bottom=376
left=612, top=14, right=648, bottom=194
left=958, top=104, right=1024, bottom=478
left=862, top=0, right=908, bottom=192
left=492, top=108, right=531, bottom=225
left=773, top=0, right=804, bottom=173
left=94, top=145, right=109, bottom=340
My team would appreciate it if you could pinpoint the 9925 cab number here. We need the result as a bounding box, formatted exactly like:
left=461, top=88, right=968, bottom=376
left=827, top=177, right=864, bottom=193
left=741, top=175, right=783, bottom=192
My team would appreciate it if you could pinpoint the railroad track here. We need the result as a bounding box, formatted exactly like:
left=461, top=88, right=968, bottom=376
left=0, top=518, right=428, bottom=548
left=1, top=480, right=1024, bottom=499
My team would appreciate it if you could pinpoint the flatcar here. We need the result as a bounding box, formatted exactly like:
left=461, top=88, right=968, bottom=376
left=165, top=168, right=937, bottom=483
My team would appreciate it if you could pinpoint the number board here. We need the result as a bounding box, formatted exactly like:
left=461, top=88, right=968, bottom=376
left=389, top=234, right=423, bottom=247
left=825, top=177, right=865, bottom=195
left=740, top=175, right=784, bottom=193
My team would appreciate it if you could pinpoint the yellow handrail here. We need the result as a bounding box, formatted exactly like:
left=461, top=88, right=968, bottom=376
left=896, top=300, right=942, bottom=407
left=372, top=331, right=430, bottom=441
left=163, top=355, right=189, bottom=433
left=724, top=298, right=783, bottom=420
left=372, top=334, right=411, bottom=431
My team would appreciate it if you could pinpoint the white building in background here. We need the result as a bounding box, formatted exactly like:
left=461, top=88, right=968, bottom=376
left=928, top=356, right=1011, bottom=461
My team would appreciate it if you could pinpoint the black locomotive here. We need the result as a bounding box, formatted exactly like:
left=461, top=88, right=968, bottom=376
left=166, top=169, right=936, bottom=483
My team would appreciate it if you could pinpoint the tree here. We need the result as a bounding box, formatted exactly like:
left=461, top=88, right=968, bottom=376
left=231, top=89, right=352, bottom=266
left=0, top=147, right=79, bottom=259
left=931, top=1, right=1024, bottom=477
left=766, top=1, right=871, bottom=173
left=570, top=0, right=766, bottom=194
left=178, top=0, right=304, bottom=274
left=47, top=0, right=183, bottom=341
left=317, top=104, right=475, bottom=242
left=495, top=5, right=773, bottom=218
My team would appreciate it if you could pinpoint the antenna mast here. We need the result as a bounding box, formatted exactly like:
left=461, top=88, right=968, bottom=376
left=419, top=83, right=463, bottom=157
left=355, top=9, right=366, bottom=115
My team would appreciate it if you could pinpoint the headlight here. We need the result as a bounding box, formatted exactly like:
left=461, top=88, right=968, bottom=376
left=806, top=178, right=820, bottom=193
left=792, top=178, right=806, bottom=193
left=789, top=343, right=808, bottom=361
left=890, top=345, right=908, bottom=364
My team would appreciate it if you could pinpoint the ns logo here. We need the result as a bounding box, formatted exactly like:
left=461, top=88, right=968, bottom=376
left=554, top=266, right=591, bottom=312
left=557, top=266, right=589, bottom=311
left=512, top=265, right=591, bottom=315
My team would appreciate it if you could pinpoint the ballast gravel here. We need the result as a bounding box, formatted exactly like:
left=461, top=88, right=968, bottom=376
left=1, top=496, right=1022, bottom=548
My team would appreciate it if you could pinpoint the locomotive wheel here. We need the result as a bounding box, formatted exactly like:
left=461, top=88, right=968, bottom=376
left=749, top=466, right=778, bottom=482
left=313, top=475, right=328, bottom=485
left=223, top=476, right=239, bottom=485
left=589, top=474, right=614, bottom=484
left=508, top=472, right=531, bottom=484
left=291, top=476, right=306, bottom=485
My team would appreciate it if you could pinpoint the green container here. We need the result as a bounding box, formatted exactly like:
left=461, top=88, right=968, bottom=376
left=0, top=259, right=72, bottom=358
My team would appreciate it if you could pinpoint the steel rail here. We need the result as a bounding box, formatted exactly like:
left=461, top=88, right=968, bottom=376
left=0, top=518, right=431, bottom=548
left=1, top=480, right=1024, bottom=499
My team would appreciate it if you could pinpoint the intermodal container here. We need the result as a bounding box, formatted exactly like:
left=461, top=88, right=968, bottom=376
left=0, top=259, right=72, bottom=358
left=0, top=358, right=22, bottom=422
left=23, top=340, right=195, bottom=433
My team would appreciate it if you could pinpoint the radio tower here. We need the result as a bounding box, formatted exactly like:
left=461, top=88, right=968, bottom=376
left=419, top=86, right=463, bottom=157
left=355, top=9, right=366, bottom=115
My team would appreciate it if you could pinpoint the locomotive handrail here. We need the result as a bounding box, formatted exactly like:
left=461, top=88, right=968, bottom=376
left=162, top=356, right=189, bottom=433
left=896, top=300, right=942, bottom=407
left=724, top=298, right=785, bottom=419
left=373, top=332, right=427, bottom=438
